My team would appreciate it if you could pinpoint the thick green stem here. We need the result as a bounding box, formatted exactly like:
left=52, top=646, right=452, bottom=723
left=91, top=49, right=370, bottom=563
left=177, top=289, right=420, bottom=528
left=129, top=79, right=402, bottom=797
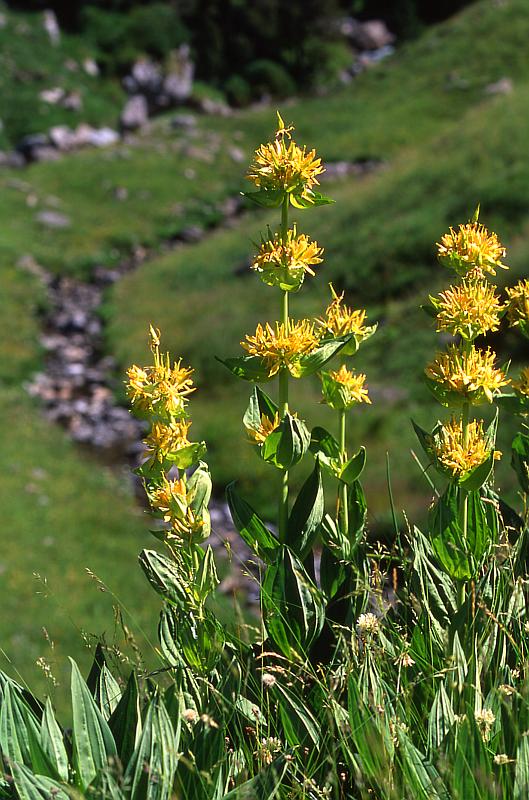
left=339, top=408, right=349, bottom=537
left=278, top=196, right=290, bottom=542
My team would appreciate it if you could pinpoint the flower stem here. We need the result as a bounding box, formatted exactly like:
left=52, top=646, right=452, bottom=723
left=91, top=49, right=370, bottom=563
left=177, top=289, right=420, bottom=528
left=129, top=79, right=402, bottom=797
left=278, top=196, right=290, bottom=542
left=458, top=399, right=470, bottom=608
left=339, top=408, right=349, bottom=537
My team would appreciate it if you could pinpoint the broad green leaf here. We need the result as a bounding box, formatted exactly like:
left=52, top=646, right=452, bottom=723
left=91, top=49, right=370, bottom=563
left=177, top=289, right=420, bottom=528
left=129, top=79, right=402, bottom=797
left=296, top=336, right=350, bottom=377
left=217, top=355, right=271, bottom=382
left=428, top=486, right=472, bottom=580
left=165, top=441, right=207, bottom=469
left=397, top=728, right=450, bottom=799
left=261, top=413, right=310, bottom=470
left=139, top=549, right=188, bottom=607
left=428, top=682, right=455, bottom=751
left=125, top=692, right=178, bottom=800
left=223, top=755, right=288, bottom=799
left=514, top=733, right=529, bottom=799
left=286, top=460, right=323, bottom=560
left=271, top=681, right=320, bottom=748
left=309, top=426, right=341, bottom=459
left=108, top=671, right=142, bottom=768
left=512, top=432, right=529, bottom=494
left=243, top=188, right=285, bottom=208
left=348, top=480, right=367, bottom=540
left=243, top=386, right=278, bottom=433
left=339, top=447, right=366, bottom=485
left=10, top=761, right=69, bottom=800
left=41, top=698, right=68, bottom=782
left=70, top=658, right=117, bottom=791
left=289, top=190, right=334, bottom=208
left=459, top=453, right=494, bottom=492
left=226, top=483, right=279, bottom=563
left=262, top=548, right=325, bottom=660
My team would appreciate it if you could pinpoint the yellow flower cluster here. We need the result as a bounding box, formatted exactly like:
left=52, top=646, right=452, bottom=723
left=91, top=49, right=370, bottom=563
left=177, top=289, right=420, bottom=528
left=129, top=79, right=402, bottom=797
left=144, top=419, right=191, bottom=462
left=437, top=221, right=507, bottom=277
left=425, top=345, right=509, bottom=404
left=247, top=115, right=324, bottom=202
left=252, top=227, right=323, bottom=291
left=431, top=418, right=498, bottom=479
left=126, top=326, right=194, bottom=419
left=242, top=319, right=319, bottom=378
left=506, top=279, right=529, bottom=331
left=433, top=278, right=503, bottom=340
left=322, top=365, right=371, bottom=410
left=317, top=285, right=372, bottom=340
left=245, top=412, right=280, bottom=445
left=150, top=477, right=206, bottom=538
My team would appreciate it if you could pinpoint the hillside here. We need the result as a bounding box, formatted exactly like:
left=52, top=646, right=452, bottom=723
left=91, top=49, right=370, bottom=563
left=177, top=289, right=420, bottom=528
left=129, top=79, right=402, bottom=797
left=1, top=0, right=529, bottom=701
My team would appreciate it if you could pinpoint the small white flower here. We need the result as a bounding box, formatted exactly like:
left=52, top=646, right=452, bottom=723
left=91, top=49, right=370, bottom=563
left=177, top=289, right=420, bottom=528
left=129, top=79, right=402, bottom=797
left=262, top=672, right=277, bottom=688
left=356, top=613, right=380, bottom=635
left=182, top=708, right=198, bottom=723
left=494, top=753, right=513, bottom=765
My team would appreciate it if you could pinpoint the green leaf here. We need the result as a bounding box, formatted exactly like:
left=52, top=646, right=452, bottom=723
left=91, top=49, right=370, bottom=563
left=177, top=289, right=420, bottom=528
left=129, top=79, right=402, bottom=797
left=226, top=483, right=279, bottom=563
left=271, top=681, right=320, bottom=748
left=10, top=761, right=69, bottom=800
left=41, top=698, right=69, bottom=782
left=428, top=486, right=472, bottom=580
left=339, top=447, right=366, bottom=485
left=296, top=336, right=350, bottom=377
left=243, top=386, right=278, bottom=432
left=289, top=190, right=334, bottom=208
left=286, top=460, right=324, bottom=560
left=459, top=453, right=494, bottom=492
left=139, top=549, right=188, bottom=607
left=223, top=756, right=288, bottom=800
left=125, top=692, right=178, bottom=800
left=261, top=413, right=310, bottom=470
left=165, top=441, right=207, bottom=469
left=244, top=188, right=285, bottom=208
left=397, top=728, right=449, bottom=799
left=70, top=658, right=117, bottom=792
left=512, top=432, right=529, bottom=494
left=262, top=548, right=325, bottom=660
left=428, top=682, right=455, bottom=751
left=108, top=671, right=142, bottom=768
left=309, top=426, right=341, bottom=459
left=217, top=355, right=271, bottom=382
left=348, top=480, right=367, bottom=540
left=412, top=419, right=435, bottom=461
left=514, top=733, right=529, bottom=799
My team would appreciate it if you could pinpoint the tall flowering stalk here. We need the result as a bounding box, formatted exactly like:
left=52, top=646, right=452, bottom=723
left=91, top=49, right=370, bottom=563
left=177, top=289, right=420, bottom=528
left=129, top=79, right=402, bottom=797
left=221, top=113, right=375, bottom=659
left=415, top=210, right=509, bottom=591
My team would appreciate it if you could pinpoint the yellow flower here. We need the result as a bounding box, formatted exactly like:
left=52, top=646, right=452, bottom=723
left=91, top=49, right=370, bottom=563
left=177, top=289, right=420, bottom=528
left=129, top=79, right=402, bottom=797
left=437, top=220, right=507, bottom=277
left=321, top=365, right=371, bottom=410
left=506, top=280, right=529, bottom=335
left=512, top=367, right=529, bottom=399
left=252, top=226, right=323, bottom=291
left=433, top=278, right=503, bottom=340
left=126, top=326, right=194, bottom=419
left=245, top=412, right=281, bottom=445
left=241, top=319, right=319, bottom=378
left=150, top=477, right=205, bottom=537
left=247, top=114, right=324, bottom=202
left=430, top=417, right=499, bottom=479
left=425, top=345, right=509, bottom=405
left=144, top=419, right=192, bottom=462
left=317, top=284, right=374, bottom=345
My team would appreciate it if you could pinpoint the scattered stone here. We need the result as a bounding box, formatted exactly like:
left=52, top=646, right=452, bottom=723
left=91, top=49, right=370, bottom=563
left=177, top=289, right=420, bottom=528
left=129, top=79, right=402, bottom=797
left=36, top=210, right=71, bottom=229
left=88, top=127, right=119, bottom=148
left=49, top=125, right=77, bottom=151
left=64, top=58, right=78, bottom=72
left=39, top=87, right=64, bottom=105
left=171, top=113, right=196, bottom=130
left=123, top=58, right=162, bottom=96
left=83, top=58, right=99, bottom=77
left=42, top=9, right=60, bottom=46
left=184, top=167, right=195, bottom=180
left=228, top=146, right=245, bottom=163
left=180, top=225, right=204, bottom=243
left=344, top=18, right=395, bottom=50
left=17, top=133, right=49, bottom=160
left=485, top=77, right=513, bottom=95
left=163, top=45, right=194, bottom=103
left=120, top=94, right=149, bottom=131
left=62, top=90, right=83, bottom=112
left=0, top=12, right=7, bottom=29
left=114, top=186, right=129, bottom=201
left=198, top=96, right=231, bottom=116
left=32, top=146, right=61, bottom=163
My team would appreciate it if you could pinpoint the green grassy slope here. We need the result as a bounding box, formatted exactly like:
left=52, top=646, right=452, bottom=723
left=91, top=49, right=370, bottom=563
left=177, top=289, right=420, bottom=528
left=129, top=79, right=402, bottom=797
left=0, top=4, right=122, bottom=149
left=1, top=0, right=529, bottom=699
